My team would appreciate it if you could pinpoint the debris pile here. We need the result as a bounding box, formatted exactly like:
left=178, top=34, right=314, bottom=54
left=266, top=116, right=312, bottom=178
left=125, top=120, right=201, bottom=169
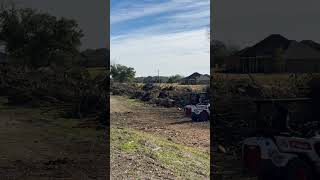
left=212, top=73, right=315, bottom=153
left=111, top=82, right=208, bottom=108
left=0, top=64, right=109, bottom=126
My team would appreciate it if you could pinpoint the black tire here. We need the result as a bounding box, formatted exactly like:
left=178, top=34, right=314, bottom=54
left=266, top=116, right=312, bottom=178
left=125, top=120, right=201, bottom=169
left=191, top=112, right=198, bottom=122
left=285, top=158, right=313, bottom=180
left=258, top=174, right=273, bottom=180
left=257, top=162, right=281, bottom=180
left=199, top=111, right=209, bottom=121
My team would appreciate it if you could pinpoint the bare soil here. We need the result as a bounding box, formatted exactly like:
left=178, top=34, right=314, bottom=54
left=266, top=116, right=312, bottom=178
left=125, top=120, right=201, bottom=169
left=110, top=95, right=210, bottom=179
left=110, top=96, right=210, bottom=150
left=0, top=97, right=107, bottom=180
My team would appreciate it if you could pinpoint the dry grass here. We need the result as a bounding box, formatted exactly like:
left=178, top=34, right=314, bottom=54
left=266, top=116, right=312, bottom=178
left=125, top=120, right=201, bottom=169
left=87, top=67, right=106, bottom=78
left=135, top=83, right=208, bottom=92
left=212, top=73, right=316, bottom=87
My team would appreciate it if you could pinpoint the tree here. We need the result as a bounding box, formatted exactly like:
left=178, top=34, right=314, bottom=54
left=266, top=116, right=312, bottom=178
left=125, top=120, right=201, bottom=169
left=110, top=64, right=135, bottom=83
left=227, top=44, right=240, bottom=55
left=211, top=40, right=228, bottom=57
left=167, top=74, right=183, bottom=83
left=0, top=6, right=84, bottom=68
left=211, top=40, right=240, bottom=57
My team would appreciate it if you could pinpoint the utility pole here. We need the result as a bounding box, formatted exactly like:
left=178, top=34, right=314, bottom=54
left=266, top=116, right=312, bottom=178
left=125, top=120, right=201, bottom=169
left=158, top=69, right=160, bottom=84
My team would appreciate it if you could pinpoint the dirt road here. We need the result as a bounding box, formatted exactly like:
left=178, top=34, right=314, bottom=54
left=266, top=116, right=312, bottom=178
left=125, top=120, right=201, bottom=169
left=0, top=97, right=107, bottom=179
left=110, top=95, right=210, bottom=179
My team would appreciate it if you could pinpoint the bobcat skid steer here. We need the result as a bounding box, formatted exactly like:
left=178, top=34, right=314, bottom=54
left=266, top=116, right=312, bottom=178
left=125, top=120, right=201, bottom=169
left=242, top=98, right=320, bottom=180
left=184, top=92, right=210, bottom=121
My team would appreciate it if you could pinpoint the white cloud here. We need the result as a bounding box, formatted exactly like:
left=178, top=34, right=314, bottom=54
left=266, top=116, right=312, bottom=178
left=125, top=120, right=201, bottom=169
left=111, top=29, right=210, bottom=77
left=111, top=0, right=209, bottom=25
left=111, top=0, right=210, bottom=77
left=168, top=7, right=210, bottom=21
left=111, top=2, right=176, bottom=24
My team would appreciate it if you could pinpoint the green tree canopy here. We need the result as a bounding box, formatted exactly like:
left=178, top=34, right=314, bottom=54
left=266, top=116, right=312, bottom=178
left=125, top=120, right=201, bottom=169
left=110, top=64, right=135, bottom=83
left=211, top=40, right=240, bottom=57
left=167, top=74, right=183, bottom=83
left=0, top=6, right=83, bottom=68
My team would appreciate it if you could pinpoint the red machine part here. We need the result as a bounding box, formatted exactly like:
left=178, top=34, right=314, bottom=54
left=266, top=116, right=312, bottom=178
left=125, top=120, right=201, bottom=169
left=243, top=145, right=262, bottom=174
left=185, top=107, right=192, bottom=117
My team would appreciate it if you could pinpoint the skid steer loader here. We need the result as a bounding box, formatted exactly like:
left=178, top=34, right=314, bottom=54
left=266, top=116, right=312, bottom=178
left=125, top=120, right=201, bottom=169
left=242, top=98, right=320, bottom=180
left=184, top=92, right=210, bottom=122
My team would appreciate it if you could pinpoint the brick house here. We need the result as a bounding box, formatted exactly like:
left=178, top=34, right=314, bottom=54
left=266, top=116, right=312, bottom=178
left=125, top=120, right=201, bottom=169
left=226, top=34, right=320, bottom=73
left=180, top=72, right=210, bottom=85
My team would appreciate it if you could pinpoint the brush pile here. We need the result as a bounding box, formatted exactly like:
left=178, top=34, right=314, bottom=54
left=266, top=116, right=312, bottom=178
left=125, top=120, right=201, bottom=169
left=212, top=73, right=317, bottom=153
left=111, top=82, right=209, bottom=108
left=0, top=64, right=109, bottom=126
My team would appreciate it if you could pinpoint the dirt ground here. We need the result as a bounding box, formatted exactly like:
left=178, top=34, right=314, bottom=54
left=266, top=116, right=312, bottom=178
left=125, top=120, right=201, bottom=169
left=110, top=95, right=210, bottom=179
left=110, top=96, right=210, bottom=150
left=0, top=97, right=107, bottom=180
left=109, top=96, right=255, bottom=180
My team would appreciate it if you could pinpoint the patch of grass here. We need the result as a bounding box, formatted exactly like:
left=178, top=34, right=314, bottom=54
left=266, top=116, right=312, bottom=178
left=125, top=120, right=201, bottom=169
left=157, top=83, right=208, bottom=92
left=114, top=95, right=143, bottom=107
left=124, top=97, right=143, bottom=106
left=118, top=131, right=142, bottom=152
left=213, top=73, right=314, bottom=86
left=111, top=127, right=210, bottom=179
left=134, top=83, right=208, bottom=92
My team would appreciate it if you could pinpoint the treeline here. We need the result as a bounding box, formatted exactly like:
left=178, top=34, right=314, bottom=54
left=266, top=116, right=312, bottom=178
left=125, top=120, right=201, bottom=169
left=211, top=40, right=240, bottom=69
left=135, top=75, right=184, bottom=84
left=0, top=6, right=108, bottom=69
left=0, top=6, right=108, bottom=126
left=109, top=63, right=184, bottom=84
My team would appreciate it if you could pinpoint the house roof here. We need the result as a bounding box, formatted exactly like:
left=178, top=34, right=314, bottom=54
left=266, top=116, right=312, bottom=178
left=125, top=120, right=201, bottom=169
left=300, top=40, right=320, bottom=52
left=233, top=47, right=250, bottom=56
left=237, top=34, right=320, bottom=59
left=184, top=72, right=202, bottom=80
left=182, top=72, right=209, bottom=81
left=197, top=75, right=210, bottom=80
left=284, top=41, right=320, bottom=59
left=238, top=34, right=291, bottom=57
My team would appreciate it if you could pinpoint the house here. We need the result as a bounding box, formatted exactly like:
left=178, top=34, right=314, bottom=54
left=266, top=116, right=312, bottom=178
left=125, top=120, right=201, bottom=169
left=300, top=40, right=320, bottom=52
left=180, top=72, right=210, bottom=85
left=227, top=34, right=320, bottom=73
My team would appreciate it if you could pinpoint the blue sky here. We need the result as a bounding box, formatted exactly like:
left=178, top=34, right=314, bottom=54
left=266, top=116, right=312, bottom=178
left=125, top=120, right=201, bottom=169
left=111, top=0, right=210, bottom=77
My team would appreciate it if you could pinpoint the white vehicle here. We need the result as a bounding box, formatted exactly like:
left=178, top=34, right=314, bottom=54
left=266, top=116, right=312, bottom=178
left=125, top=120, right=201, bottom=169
left=242, top=98, right=319, bottom=180
left=191, top=103, right=210, bottom=121
left=184, top=92, right=210, bottom=121
left=243, top=134, right=320, bottom=180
